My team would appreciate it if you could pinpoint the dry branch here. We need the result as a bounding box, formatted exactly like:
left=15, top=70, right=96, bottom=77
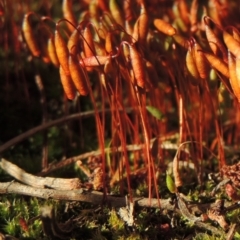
left=0, top=179, right=234, bottom=225
left=0, top=109, right=115, bottom=154
left=40, top=139, right=179, bottom=175
left=0, top=159, right=81, bottom=190
left=0, top=180, right=223, bottom=214
left=0, top=181, right=173, bottom=209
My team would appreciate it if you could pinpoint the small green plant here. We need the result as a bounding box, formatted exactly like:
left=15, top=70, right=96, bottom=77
left=0, top=196, right=42, bottom=238
left=108, top=209, right=125, bottom=232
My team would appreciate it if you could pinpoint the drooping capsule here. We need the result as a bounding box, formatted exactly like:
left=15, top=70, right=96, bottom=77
left=47, top=37, right=60, bottom=67
left=228, top=51, right=240, bottom=102
left=129, top=44, right=146, bottom=88
left=204, top=52, right=229, bottom=78
left=62, top=0, right=77, bottom=32
left=153, top=18, right=176, bottom=36
left=59, top=65, right=76, bottom=100
left=69, top=54, right=89, bottom=96
left=22, top=13, right=41, bottom=57
left=54, top=28, right=70, bottom=75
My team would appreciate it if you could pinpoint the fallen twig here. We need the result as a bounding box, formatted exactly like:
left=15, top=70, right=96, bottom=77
left=0, top=180, right=234, bottom=214
left=0, top=181, right=173, bottom=209
left=0, top=110, right=112, bottom=154
left=177, top=193, right=202, bottom=222
left=226, top=224, right=237, bottom=240
left=39, top=140, right=179, bottom=175
left=193, top=221, right=225, bottom=236
left=0, top=159, right=81, bottom=190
